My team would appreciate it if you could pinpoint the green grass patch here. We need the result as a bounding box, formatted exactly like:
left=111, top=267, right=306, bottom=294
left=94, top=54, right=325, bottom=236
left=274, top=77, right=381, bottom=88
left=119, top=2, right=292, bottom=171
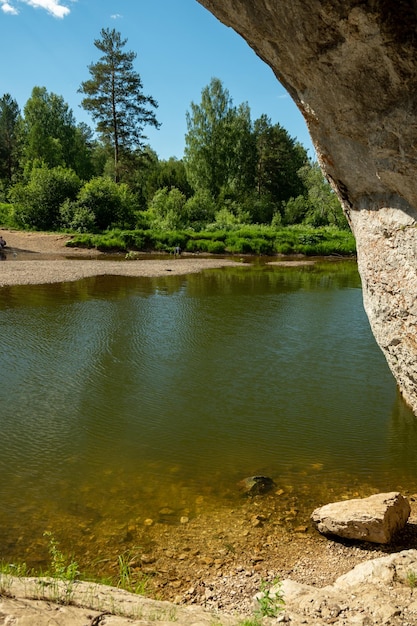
left=66, top=225, right=356, bottom=257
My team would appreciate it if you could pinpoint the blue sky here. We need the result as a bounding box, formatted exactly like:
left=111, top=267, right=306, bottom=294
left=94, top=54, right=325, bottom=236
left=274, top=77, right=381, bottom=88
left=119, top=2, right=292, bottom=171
left=0, top=0, right=315, bottom=160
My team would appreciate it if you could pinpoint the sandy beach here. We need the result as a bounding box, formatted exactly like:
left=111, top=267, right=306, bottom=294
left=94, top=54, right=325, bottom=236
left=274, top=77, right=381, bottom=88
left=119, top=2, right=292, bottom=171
left=0, top=228, right=244, bottom=287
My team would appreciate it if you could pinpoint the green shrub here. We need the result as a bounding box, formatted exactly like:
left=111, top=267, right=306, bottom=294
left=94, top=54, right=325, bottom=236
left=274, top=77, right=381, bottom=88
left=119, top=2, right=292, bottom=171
left=59, top=199, right=96, bottom=233
left=226, top=236, right=254, bottom=254
left=0, top=202, right=16, bottom=227
left=10, top=165, right=81, bottom=230
left=148, top=187, right=187, bottom=230
left=186, top=239, right=225, bottom=253
left=94, top=233, right=127, bottom=251
left=76, top=177, right=136, bottom=231
left=184, top=189, right=216, bottom=228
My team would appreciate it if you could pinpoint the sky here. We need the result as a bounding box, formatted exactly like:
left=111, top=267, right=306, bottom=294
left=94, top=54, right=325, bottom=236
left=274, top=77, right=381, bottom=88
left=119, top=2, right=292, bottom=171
left=0, top=0, right=316, bottom=161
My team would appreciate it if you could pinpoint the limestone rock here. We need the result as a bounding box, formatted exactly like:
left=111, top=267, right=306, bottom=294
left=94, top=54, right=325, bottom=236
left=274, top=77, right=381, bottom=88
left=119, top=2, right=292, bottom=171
left=280, top=549, right=417, bottom=625
left=311, top=492, right=410, bottom=543
left=197, top=0, right=417, bottom=414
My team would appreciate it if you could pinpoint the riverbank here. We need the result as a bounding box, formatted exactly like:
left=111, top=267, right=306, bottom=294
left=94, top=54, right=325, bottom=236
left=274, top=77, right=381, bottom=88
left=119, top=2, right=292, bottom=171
left=0, top=228, right=247, bottom=287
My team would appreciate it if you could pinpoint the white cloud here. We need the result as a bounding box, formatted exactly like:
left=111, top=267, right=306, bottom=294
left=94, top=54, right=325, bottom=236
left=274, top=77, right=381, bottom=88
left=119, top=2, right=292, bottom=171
left=110, top=13, right=122, bottom=19
left=25, top=0, right=70, bottom=18
left=1, top=0, right=71, bottom=18
left=1, top=1, right=19, bottom=14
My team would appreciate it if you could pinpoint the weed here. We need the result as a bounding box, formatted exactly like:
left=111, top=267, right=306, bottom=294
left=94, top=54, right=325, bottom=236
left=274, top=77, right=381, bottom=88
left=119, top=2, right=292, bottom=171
left=254, top=578, right=285, bottom=619
left=117, top=550, right=149, bottom=595
left=43, top=531, right=79, bottom=603
left=407, top=570, right=417, bottom=588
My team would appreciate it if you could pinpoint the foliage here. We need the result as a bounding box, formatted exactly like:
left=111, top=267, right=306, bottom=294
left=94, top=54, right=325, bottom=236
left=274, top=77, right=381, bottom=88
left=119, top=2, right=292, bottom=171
left=406, top=570, right=417, bottom=588
left=284, top=162, right=348, bottom=229
left=10, top=164, right=81, bottom=230
left=147, top=156, right=193, bottom=200
left=255, top=578, right=285, bottom=619
left=184, top=78, right=258, bottom=203
left=21, top=87, right=93, bottom=178
left=43, top=531, right=79, bottom=582
left=0, top=94, right=22, bottom=186
left=73, top=176, right=137, bottom=231
left=185, top=238, right=226, bottom=253
left=148, top=186, right=187, bottom=230
left=185, top=77, right=238, bottom=199
left=184, top=78, right=309, bottom=225
left=0, top=202, right=17, bottom=227
left=184, top=189, right=217, bottom=229
left=254, top=114, right=308, bottom=214
left=117, top=550, right=149, bottom=595
left=59, top=199, right=96, bottom=233
left=43, top=531, right=79, bottom=604
left=68, top=224, right=356, bottom=257
left=79, top=27, right=160, bottom=182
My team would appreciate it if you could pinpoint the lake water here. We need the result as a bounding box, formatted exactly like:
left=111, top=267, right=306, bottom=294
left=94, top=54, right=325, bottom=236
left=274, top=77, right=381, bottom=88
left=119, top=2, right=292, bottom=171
left=1, top=260, right=416, bottom=574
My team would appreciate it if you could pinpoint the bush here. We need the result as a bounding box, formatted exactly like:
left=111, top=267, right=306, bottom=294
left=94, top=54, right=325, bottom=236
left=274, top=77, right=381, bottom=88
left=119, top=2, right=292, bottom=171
left=0, top=202, right=16, bottom=228
left=186, top=239, right=225, bottom=253
left=76, top=177, right=137, bottom=231
left=184, top=190, right=216, bottom=228
left=148, top=187, right=187, bottom=230
left=10, top=165, right=81, bottom=230
left=59, top=199, right=96, bottom=233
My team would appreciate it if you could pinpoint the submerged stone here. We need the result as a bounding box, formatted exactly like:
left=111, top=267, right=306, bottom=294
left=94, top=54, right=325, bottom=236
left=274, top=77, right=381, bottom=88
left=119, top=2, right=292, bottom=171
left=238, top=475, right=275, bottom=496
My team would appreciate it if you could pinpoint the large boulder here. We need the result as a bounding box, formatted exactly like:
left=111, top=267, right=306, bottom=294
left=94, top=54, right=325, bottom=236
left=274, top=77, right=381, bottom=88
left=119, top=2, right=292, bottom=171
left=311, top=492, right=410, bottom=544
left=197, top=0, right=417, bottom=414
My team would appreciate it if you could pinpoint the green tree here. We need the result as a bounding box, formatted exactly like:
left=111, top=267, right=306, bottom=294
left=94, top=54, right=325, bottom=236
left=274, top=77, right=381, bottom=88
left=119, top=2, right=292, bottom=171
left=74, top=176, right=137, bottom=231
left=148, top=157, right=193, bottom=199
left=10, top=164, right=81, bottom=230
left=184, top=77, right=245, bottom=200
left=148, top=187, right=187, bottom=230
left=283, top=161, right=348, bottom=228
left=79, top=28, right=160, bottom=182
left=254, top=114, right=308, bottom=220
left=0, top=93, right=22, bottom=188
left=21, top=87, right=83, bottom=173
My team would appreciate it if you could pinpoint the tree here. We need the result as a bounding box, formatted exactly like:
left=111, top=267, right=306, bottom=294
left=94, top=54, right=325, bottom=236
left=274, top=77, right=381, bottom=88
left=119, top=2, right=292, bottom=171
left=254, top=115, right=308, bottom=218
left=185, top=78, right=246, bottom=200
left=0, top=93, right=22, bottom=188
left=10, top=165, right=81, bottom=230
left=79, top=28, right=160, bottom=182
left=283, top=161, right=348, bottom=228
left=74, top=176, right=137, bottom=231
left=22, top=87, right=81, bottom=172
left=147, top=157, right=193, bottom=199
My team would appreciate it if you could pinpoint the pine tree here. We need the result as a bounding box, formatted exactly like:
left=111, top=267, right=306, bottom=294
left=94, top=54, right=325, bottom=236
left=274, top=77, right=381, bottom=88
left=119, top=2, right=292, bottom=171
left=79, top=28, right=160, bottom=182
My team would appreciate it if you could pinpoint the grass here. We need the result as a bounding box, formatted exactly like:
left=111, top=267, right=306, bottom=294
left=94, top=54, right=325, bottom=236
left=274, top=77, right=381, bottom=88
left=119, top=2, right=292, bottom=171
left=406, top=570, right=417, bottom=588
left=116, top=550, right=149, bottom=595
left=1, top=532, right=285, bottom=625
left=67, top=224, right=356, bottom=257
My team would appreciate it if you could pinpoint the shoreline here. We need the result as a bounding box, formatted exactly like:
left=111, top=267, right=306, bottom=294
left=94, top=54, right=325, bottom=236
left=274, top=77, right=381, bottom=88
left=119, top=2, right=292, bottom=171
left=0, top=228, right=353, bottom=288
left=0, top=257, right=245, bottom=287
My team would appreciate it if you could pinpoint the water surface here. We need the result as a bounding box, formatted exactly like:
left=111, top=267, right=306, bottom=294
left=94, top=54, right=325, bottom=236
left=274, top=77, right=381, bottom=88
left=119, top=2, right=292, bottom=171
left=0, top=260, right=415, bottom=571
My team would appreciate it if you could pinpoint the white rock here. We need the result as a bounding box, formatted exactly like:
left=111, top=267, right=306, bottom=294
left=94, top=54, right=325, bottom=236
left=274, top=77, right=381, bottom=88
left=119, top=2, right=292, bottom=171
left=311, top=492, right=410, bottom=543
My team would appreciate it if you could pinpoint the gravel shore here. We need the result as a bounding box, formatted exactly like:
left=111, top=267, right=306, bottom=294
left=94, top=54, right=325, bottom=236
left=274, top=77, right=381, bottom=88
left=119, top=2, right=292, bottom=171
left=0, top=229, right=243, bottom=287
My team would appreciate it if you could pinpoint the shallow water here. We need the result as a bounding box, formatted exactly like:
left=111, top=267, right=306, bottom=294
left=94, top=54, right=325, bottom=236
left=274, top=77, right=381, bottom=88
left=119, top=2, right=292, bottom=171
left=0, top=260, right=416, bottom=572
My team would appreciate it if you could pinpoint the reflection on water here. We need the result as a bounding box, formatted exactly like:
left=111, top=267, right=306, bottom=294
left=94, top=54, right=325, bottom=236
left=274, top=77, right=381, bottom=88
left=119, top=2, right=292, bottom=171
left=0, top=260, right=416, bottom=572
